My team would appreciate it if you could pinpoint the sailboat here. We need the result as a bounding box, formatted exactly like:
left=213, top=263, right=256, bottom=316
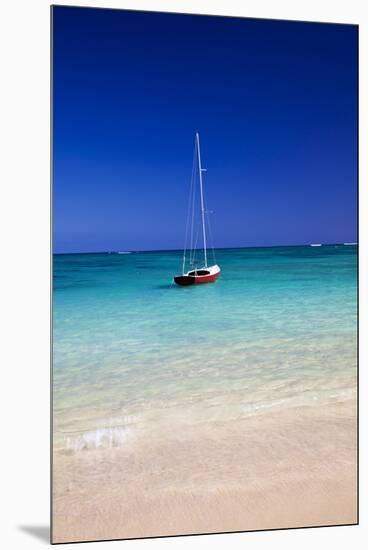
left=174, top=133, right=221, bottom=286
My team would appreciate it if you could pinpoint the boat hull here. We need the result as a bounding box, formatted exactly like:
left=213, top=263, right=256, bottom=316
left=174, top=265, right=221, bottom=286
left=174, top=275, right=196, bottom=286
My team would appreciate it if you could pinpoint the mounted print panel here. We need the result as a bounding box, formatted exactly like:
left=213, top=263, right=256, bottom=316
left=52, top=6, right=358, bottom=544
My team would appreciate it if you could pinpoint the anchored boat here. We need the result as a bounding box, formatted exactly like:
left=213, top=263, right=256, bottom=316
left=174, top=133, right=220, bottom=286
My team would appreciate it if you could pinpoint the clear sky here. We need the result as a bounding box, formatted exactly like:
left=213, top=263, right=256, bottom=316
left=53, top=7, right=357, bottom=253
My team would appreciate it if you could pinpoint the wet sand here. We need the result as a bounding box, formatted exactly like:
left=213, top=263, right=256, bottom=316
left=52, top=400, right=357, bottom=543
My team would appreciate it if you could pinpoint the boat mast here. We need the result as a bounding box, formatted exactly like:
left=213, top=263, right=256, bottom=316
left=196, top=132, right=207, bottom=268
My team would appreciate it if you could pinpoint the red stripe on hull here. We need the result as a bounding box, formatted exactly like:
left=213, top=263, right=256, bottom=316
left=193, top=272, right=219, bottom=284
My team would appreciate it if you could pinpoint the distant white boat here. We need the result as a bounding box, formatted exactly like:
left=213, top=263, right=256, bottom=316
left=343, top=242, right=357, bottom=246
left=117, top=251, right=132, bottom=254
left=310, top=243, right=322, bottom=247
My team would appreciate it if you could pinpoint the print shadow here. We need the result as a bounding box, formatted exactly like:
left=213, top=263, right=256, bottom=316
left=18, top=525, right=50, bottom=544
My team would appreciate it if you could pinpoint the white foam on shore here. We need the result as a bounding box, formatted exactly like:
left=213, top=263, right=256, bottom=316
left=64, top=425, right=132, bottom=453
left=61, top=415, right=139, bottom=454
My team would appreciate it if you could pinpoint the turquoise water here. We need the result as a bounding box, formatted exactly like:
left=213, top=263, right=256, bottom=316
left=53, top=245, right=357, bottom=453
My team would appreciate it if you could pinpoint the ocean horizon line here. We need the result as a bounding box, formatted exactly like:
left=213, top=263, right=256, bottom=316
left=53, top=242, right=358, bottom=256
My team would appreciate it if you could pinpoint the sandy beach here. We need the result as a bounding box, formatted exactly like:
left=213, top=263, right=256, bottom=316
left=52, top=399, right=357, bottom=543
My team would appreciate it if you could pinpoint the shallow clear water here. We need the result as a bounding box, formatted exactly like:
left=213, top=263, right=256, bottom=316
left=53, top=245, right=357, bottom=453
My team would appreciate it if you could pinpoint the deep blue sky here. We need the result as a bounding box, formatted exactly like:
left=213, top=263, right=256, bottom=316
left=53, top=7, right=357, bottom=253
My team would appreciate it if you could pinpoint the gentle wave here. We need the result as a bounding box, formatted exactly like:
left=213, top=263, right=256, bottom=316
left=56, top=386, right=357, bottom=455
left=240, top=387, right=356, bottom=417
